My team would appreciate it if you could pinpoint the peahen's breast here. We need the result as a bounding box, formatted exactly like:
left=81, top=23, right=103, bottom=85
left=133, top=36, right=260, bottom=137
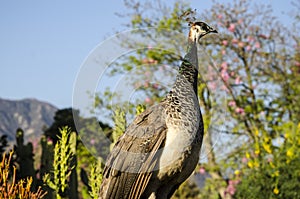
left=157, top=85, right=202, bottom=179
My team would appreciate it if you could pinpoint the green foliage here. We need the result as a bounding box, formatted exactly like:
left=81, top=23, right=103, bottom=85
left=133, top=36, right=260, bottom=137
left=76, top=141, right=98, bottom=198
left=235, top=122, right=300, bottom=198
left=88, top=158, right=102, bottom=199
left=111, top=107, right=127, bottom=145
left=43, top=127, right=77, bottom=199
left=171, top=179, right=201, bottom=199
left=135, top=104, right=146, bottom=115
left=78, top=117, right=111, bottom=159
left=198, top=178, right=225, bottom=199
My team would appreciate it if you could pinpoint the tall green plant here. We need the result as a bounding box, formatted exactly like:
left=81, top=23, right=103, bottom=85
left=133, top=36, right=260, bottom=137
left=88, top=158, right=102, bottom=199
left=111, top=107, right=127, bottom=149
left=43, top=126, right=77, bottom=199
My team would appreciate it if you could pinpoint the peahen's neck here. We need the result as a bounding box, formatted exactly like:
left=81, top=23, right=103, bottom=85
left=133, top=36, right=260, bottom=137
left=176, top=38, right=199, bottom=95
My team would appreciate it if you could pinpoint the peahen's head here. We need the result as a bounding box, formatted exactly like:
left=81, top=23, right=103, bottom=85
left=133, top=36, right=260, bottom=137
left=188, top=21, right=217, bottom=42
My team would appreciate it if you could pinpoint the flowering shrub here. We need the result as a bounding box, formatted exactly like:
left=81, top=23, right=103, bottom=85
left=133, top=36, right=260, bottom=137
left=0, top=151, right=47, bottom=199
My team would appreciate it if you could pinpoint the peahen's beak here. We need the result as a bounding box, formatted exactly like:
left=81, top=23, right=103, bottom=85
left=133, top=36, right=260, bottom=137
left=210, top=29, right=218, bottom=33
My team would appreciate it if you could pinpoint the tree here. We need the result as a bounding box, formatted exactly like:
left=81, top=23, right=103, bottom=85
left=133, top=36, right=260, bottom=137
left=44, top=108, right=79, bottom=145
left=93, top=0, right=300, bottom=198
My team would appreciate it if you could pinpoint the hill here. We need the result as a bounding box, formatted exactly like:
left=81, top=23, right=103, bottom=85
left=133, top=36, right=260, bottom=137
left=0, top=98, right=58, bottom=143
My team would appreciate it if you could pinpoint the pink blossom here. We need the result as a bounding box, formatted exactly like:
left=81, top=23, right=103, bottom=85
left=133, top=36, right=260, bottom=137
left=228, top=23, right=235, bottom=32
left=242, top=157, right=248, bottom=163
left=294, top=61, right=300, bottom=67
left=229, top=180, right=234, bottom=185
left=247, top=36, right=255, bottom=42
left=221, top=50, right=226, bottom=55
left=225, top=183, right=236, bottom=196
left=144, top=81, right=149, bottom=87
left=221, top=62, right=229, bottom=82
left=228, top=101, right=236, bottom=107
left=145, top=71, right=151, bottom=77
left=238, top=42, right=244, bottom=48
left=47, top=137, right=53, bottom=145
left=230, top=71, right=235, bottom=76
left=238, top=19, right=243, bottom=24
left=199, top=167, right=206, bottom=174
left=90, top=139, right=95, bottom=145
left=221, top=71, right=229, bottom=82
left=36, top=171, right=41, bottom=179
left=145, top=97, right=151, bottom=103
left=159, top=65, right=167, bottom=71
left=147, top=45, right=153, bottom=49
left=221, top=85, right=229, bottom=92
left=235, top=107, right=245, bottom=115
left=152, top=83, right=159, bottom=89
left=225, top=179, right=240, bottom=196
left=246, top=45, right=251, bottom=51
left=254, top=42, right=261, bottom=49
left=221, top=62, right=228, bottom=70
left=142, top=58, right=149, bottom=64
left=222, top=40, right=228, bottom=46
left=259, top=111, right=265, bottom=116
left=217, top=14, right=223, bottom=19
left=231, top=38, right=238, bottom=44
left=208, top=82, right=217, bottom=90
left=142, top=58, right=157, bottom=64
left=29, top=139, right=38, bottom=151
left=235, top=76, right=242, bottom=84
left=134, top=82, right=141, bottom=88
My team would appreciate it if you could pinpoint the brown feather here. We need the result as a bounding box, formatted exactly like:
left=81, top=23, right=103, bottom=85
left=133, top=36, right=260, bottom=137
left=128, top=127, right=166, bottom=198
left=99, top=104, right=167, bottom=199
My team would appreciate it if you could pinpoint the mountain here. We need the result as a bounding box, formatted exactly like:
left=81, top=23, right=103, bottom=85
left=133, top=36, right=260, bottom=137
left=0, top=98, right=58, bottom=143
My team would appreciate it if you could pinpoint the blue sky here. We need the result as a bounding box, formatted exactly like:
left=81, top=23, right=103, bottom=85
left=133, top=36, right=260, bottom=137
left=0, top=1, right=128, bottom=108
left=0, top=0, right=293, bottom=110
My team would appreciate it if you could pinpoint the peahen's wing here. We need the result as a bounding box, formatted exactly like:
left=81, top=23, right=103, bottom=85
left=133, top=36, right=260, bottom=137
left=99, top=104, right=167, bottom=199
